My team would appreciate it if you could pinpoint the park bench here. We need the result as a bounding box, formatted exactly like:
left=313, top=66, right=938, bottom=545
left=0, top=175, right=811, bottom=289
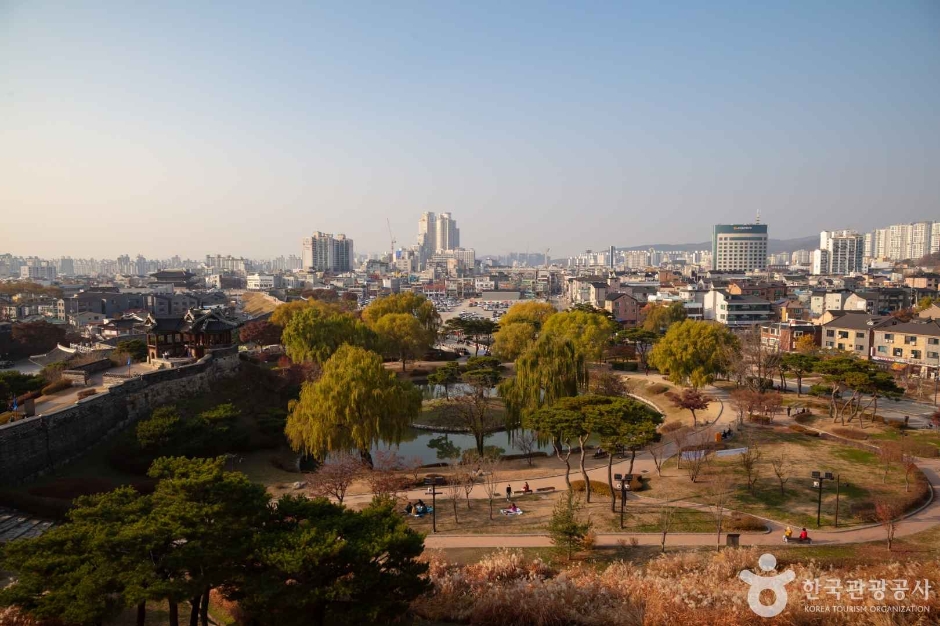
left=535, top=486, right=555, bottom=493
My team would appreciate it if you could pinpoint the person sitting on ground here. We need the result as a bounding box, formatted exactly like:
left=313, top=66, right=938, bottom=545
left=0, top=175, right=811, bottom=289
left=404, top=502, right=414, bottom=515
left=799, top=528, right=809, bottom=541
left=523, top=482, right=531, bottom=493
left=784, top=526, right=792, bottom=541
left=509, top=502, right=520, bottom=513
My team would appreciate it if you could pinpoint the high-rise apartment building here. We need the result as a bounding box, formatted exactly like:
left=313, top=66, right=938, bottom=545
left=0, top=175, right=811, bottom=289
left=711, top=224, right=768, bottom=272
left=815, top=230, right=864, bottom=275
left=435, top=212, right=460, bottom=251
left=301, top=232, right=354, bottom=273
left=418, top=212, right=437, bottom=260
left=910, top=221, right=932, bottom=260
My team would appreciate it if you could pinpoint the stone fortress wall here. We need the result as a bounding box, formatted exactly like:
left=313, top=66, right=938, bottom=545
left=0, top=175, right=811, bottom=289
left=0, top=347, right=240, bottom=486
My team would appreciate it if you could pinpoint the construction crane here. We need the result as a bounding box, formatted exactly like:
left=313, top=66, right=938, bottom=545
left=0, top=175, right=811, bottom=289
left=386, top=218, right=397, bottom=261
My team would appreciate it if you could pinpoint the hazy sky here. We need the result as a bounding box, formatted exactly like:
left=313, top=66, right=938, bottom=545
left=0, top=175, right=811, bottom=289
left=2, top=1, right=939, bottom=259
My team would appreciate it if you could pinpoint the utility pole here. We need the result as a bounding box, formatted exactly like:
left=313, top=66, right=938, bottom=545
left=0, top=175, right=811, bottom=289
left=834, top=474, right=841, bottom=528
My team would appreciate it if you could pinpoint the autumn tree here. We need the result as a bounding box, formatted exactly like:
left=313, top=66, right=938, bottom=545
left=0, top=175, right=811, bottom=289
left=281, top=306, right=374, bottom=364
left=373, top=312, right=428, bottom=370
left=270, top=298, right=344, bottom=329
left=541, top=309, right=617, bottom=362
left=499, top=301, right=557, bottom=329
left=667, top=388, right=711, bottom=426
left=239, top=320, right=282, bottom=346
left=491, top=301, right=557, bottom=361
left=285, top=345, right=422, bottom=466
left=642, top=301, right=687, bottom=333
left=362, top=292, right=441, bottom=339
left=649, top=320, right=738, bottom=387
left=10, top=320, right=66, bottom=358
left=794, top=334, right=819, bottom=354
left=874, top=498, right=902, bottom=551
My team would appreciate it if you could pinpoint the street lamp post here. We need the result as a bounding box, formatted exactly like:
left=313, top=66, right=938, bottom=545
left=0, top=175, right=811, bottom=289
left=423, top=477, right=442, bottom=533
left=811, top=471, right=834, bottom=528
left=617, top=474, right=627, bottom=529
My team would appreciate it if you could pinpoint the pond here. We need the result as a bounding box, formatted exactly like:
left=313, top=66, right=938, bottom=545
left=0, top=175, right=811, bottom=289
left=418, top=383, right=497, bottom=400
left=369, top=427, right=556, bottom=465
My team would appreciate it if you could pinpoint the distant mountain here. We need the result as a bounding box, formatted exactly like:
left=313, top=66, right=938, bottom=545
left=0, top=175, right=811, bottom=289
left=619, top=236, right=818, bottom=255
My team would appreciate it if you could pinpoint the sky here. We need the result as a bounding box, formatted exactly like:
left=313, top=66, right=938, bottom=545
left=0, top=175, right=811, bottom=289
left=1, top=1, right=939, bottom=259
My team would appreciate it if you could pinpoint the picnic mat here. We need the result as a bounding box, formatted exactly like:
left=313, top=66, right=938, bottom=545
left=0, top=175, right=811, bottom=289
left=499, top=509, right=524, bottom=516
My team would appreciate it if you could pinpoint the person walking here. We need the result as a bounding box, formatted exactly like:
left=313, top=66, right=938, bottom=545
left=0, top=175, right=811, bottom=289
left=506, top=484, right=512, bottom=501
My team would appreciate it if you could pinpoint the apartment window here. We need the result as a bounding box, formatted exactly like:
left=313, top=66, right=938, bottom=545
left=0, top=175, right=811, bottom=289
left=856, top=332, right=865, bottom=339
left=884, top=333, right=894, bottom=343
left=826, top=341, right=834, bottom=348
left=856, top=345, right=865, bottom=351
left=928, top=351, right=939, bottom=359
left=838, top=331, right=849, bottom=339
left=877, top=346, right=887, bottom=354
left=826, top=330, right=835, bottom=338
left=911, top=350, right=922, bottom=360
left=837, top=343, right=845, bottom=350
left=893, top=348, right=903, bottom=357
left=905, top=335, right=918, bottom=345
left=930, top=338, right=940, bottom=346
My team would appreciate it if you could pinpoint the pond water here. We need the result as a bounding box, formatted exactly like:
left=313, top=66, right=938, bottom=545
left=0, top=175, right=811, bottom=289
left=370, top=427, right=556, bottom=465
left=418, top=383, right=497, bottom=400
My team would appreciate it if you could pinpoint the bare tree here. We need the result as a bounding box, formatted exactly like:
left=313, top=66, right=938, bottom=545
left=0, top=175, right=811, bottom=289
left=901, top=447, right=918, bottom=493
left=738, top=439, right=762, bottom=492
left=513, top=430, right=538, bottom=466
left=874, top=498, right=902, bottom=551
left=666, top=426, right=691, bottom=470
left=368, top=450, right=407, bottom=499
left=759, top=392, right=783, bottom=422
left=589, top=370, right=627, bottom=397
left=708, top=473, right=733, bottom=551
left=445, top=458, right=464, bottom=524
left=730, top=388, right=760, bottom=430
left=480, top=457, right=502, bottom=520
left=685, top=448, right=711, bottom=483
left=731, top=328, right=781, bottom=391
left=877, top=442, right=902, bottom=484
left=648, top=440, right=669, bottom=477
left=459, top=456, right=477, bottom=509
left=657, top=504, right=679, bottom=553
left=306, top=453, right=363, bottom=504
left=769, top=454, right=792, bottom=496
left=404, top=455, right=424, bottom=487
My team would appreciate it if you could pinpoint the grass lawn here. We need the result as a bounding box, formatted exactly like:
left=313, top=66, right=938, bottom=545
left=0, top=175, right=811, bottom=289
left=642, top=424, right=929, bottom=528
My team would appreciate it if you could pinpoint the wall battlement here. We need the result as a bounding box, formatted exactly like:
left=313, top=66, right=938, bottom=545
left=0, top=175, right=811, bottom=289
left=0, top=347, right=240, bottom=486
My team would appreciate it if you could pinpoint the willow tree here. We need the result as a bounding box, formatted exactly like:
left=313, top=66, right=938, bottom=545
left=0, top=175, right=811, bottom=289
left=362, top=292, right=441, bottom=340
left=499, top=335, right=588, bottom=431
left=648, top=320, right=738, bottom=388
left=285, top=345, right=422, bottom=466
left=281, top=306, right=375, bottom=364
left=541, top=309, right=618, bottom=362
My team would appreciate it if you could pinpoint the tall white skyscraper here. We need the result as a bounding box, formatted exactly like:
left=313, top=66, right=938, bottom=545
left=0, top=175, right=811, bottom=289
left=435, top=212, right=459, bottom=251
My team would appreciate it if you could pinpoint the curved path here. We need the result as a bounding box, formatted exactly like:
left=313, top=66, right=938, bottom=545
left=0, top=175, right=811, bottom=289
left=350, top=378, right=940, bottom=550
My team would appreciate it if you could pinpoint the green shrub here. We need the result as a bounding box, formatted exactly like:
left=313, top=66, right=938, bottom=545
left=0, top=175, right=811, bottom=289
left=199, top=402, right=240, bottom=424
left=41, top=379, right=72, bottom=395
left=0, top=411, right=13, bottom=425
left=137, top=407, right=182, bottom=450
left=807, top=384, right=832, bottom=397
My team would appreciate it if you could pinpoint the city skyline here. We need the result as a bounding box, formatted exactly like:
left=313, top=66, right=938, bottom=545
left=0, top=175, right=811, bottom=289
left=2, top=2, right=939, bottom=259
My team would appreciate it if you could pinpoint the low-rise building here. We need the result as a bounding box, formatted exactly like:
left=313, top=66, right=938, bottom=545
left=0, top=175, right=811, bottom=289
left=604, top=292, right=643, bottom=326
left=760, top=321, right=820, bottom=352
left=869, top=318, right=940, bottom=377
left=820, top=312, right=886, bottom=358
left=703, top=290, right=774, bottom=328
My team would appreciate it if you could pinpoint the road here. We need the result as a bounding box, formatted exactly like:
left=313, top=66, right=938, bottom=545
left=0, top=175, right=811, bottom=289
left=784, top=378, right=937, bottom=428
